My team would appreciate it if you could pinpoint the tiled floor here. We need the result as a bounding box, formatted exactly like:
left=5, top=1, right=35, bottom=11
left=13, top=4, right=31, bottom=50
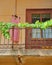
left=0, top=56, right=52, bottom=65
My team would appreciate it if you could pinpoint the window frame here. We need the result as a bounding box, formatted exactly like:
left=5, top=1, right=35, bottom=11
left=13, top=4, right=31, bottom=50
left=26, top=9, right=52, bottom=49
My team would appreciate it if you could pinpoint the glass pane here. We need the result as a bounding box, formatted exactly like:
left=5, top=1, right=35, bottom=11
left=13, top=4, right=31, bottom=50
left=32, top=29, right=41, bottom=38
left=32, top=14, right=40, bottom=23
left=42, top=14, right=50, bottom=22
left=43, top=28, right=52, bottom=38
left=32, top=14, right=41, bottom=38
left=42, top=14, right=52, bottom=38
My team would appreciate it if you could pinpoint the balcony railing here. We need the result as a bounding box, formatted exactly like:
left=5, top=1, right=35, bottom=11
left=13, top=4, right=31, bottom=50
left=0, top=27, right=52, bottom=50
left=0, top=27, right=52, bottom=56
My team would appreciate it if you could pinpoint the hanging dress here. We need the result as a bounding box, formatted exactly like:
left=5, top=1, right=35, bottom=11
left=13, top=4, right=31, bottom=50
left=10, top=16, right=20, bottom=43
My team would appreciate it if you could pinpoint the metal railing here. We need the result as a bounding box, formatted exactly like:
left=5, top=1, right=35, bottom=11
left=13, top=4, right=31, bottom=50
left=0, top=27, right=52, bottom=50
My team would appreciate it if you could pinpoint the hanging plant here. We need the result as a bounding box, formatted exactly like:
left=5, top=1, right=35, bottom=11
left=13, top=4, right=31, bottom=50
left=0, top=19, right=52, bottom=39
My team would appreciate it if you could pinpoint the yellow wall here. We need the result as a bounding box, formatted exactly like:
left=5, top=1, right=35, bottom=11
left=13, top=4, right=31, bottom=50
left=0, top=0, right=52, bottom=44
left=0, top=0, right=52, bottom=21
left=0, top=0, right=15, bottom=22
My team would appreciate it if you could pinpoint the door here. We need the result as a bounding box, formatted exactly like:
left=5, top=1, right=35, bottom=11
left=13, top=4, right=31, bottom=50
left=25, top=9, right=52, bottom=49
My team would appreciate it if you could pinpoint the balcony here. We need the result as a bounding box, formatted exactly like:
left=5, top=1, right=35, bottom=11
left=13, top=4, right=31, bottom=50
left=0, top=27, right=52, bottom=56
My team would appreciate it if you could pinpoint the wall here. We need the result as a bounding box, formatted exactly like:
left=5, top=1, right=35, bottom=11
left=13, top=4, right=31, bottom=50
left=0, top=0, right=15, bottom=22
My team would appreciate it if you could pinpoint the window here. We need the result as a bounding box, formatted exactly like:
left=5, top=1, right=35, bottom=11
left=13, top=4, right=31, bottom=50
left=26, top=9, right=52, bottom=49
left=32, top=14, right=52, bottom=38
